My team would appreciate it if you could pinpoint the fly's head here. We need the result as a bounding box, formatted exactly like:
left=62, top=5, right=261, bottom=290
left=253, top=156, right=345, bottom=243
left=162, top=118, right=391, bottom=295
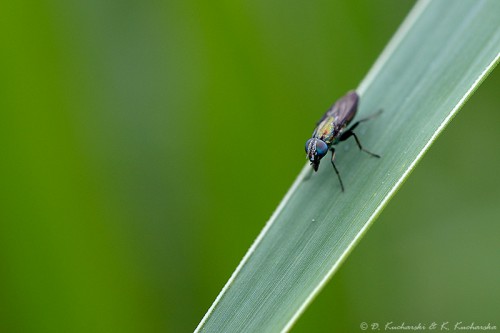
left=305, top=138, right=328, bottom=172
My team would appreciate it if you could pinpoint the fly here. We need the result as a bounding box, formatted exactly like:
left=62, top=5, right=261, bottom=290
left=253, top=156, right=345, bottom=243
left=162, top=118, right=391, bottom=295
left=305, top=90, right=381, bottom=191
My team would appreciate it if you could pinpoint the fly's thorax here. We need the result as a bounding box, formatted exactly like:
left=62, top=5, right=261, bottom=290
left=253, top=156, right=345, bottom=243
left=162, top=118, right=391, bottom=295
left=330, top=124, right=347, bottom=144
left=313, top=116, right=336, bottom=143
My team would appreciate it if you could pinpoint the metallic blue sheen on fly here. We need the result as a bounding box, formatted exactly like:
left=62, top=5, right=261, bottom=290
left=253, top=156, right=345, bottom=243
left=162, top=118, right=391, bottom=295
left=305, top=90, right=380, bottom=192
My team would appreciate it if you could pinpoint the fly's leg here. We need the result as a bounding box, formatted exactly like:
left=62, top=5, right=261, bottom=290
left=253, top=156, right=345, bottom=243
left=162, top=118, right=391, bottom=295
left=348, top=109, right=383, bottom=131
left=341, top=109, right=382, bottom=158
left=330, top=148, right=345, bottom=192
left=340, top=130, right=380, bottom=158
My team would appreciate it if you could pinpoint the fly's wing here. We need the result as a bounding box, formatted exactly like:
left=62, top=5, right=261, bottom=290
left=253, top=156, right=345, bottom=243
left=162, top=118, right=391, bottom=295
left=320, top=90, right=359, bottom=127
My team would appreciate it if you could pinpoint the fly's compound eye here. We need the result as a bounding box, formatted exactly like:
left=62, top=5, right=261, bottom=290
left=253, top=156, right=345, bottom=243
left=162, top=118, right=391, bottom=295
left=315, top=140, right=328, bottom=158
left=305, top=138, right=328, bottom=160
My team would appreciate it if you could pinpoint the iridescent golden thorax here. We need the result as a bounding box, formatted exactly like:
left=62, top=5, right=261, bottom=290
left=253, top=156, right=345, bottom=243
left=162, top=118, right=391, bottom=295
left=312, top=115, right=345, bottom=145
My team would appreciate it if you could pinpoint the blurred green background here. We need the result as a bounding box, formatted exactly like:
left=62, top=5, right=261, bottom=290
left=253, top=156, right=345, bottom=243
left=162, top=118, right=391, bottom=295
left=1, top=0, right=498, bottom=332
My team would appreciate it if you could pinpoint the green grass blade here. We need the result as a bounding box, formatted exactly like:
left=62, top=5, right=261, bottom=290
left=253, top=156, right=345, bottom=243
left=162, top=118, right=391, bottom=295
left=196, top=0, right=500, bottom=331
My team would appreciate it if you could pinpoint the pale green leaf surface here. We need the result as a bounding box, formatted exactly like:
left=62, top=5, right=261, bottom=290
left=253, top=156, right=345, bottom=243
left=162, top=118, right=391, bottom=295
left=196, top=0, right=500, bottom=332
